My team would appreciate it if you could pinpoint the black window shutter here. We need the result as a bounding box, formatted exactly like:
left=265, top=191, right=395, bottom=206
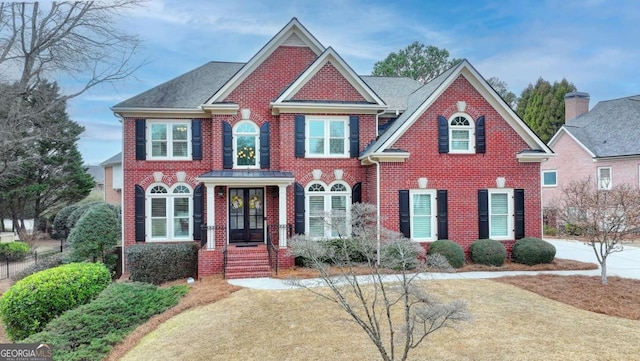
left=135, top=185, right=145, bottom=242
left=260, top=122, right=270, bottom=169
left=349, top=115, right=360, bottom=158
left=193, top=184, right=204, bottom=241
left=192, top=119, right=202, bottom=160
left=222, top=121, right=233, bottom=169
left=295, top=115, right=305, bottom=158
left=135, top=119, right=146, bottom=160
left=437, top=190, right=448, bottom=240
left=438, top=115, right=449, bottom=153
left=478, top=189, right=489, bottom=239
left=514, top=189, right=525, bottom=239
left=352, top=182, right=362, bottom=204
left=475, top=115, right=486, bottom=154
left=294, top=183, right=305, bottom=234
left=399, top=190, right=410, bottom=238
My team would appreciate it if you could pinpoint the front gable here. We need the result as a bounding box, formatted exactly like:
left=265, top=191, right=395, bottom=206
left=271, top=48, right=386, bottom=115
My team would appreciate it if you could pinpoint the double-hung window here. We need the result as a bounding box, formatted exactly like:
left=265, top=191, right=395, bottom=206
left=307, top=117, right=349, bottom=157
left=598, top=167, right=612, bottom=190
left=149, top=121, right=190, bottom=159
left=409, top=190, right=437, bottom=241
left=449, top=115, right=474, bottom=153
left=489, top=189, right=513, bottom=240
left=306, top=181, right=350, bottom=238
left=148, top=183, right=192, bottom=241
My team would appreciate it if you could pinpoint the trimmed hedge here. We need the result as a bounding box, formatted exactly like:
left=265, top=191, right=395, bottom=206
left=470, top=239, right=506, bottom=266
left=126, top=243, right=198, bottom=285
left=0, top=241, right=30, bottom=261
left=512, top=237, right=556, bottom=265
left=427, top=240, right=465, bottom=268
left=324, top=238, right=373, bottom=264
left=53, top=204, right=79, bottom=233
left=0, top=262, right=111, bottom=340
left=66, top=202, right=102, bottom=230
left=68, top=203, right=119, bottom=272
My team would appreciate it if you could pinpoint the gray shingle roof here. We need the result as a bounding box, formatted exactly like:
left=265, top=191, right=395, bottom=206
left=360, top=76, right=422, bottom=111
left=563, top=95, right=640, bottom=157
left=113, top=62, right=245, bottom=109
left=100, top=152, right=122, bottom=166
left=85, top=165, right=104, bottom=183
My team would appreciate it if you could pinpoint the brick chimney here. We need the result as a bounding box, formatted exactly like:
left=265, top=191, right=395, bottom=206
left=564, top=91, right=590, bottom=121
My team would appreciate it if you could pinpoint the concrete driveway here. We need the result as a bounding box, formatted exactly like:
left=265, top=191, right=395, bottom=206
left=229, top=239, right=640, bottom=290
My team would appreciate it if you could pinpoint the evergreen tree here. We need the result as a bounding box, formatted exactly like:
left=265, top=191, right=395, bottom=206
left=372, top=41, right=461, bottom=83
left=516, top=77, right=576, bottom=143
left=487, top=77, right=517, bottom=109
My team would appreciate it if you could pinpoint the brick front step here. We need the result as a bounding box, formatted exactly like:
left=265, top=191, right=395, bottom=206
left=225, top=245, right=273, bottom=279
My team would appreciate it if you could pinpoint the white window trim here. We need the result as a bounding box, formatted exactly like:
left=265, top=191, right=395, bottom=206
left=541, top=170, right=557, bottom=187
left=488, top=188, right=514, bottom=241
left=233, top=120, right=260, bottom=169
left=305, top=181, right=351, bottom=239
left=598, top=166, right=612, bottom=190
left=146, top=182, right=193, bottom=242
left=409, top=189, right=437, bottom=241
left=147, top=120, right=191, bottom=160
left=305, top=116, right=350, bottom=158
left=448, top=112, right=475, bottom=154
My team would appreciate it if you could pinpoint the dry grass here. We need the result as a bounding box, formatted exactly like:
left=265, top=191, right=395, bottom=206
left=118, top=279, right=640, bottom=361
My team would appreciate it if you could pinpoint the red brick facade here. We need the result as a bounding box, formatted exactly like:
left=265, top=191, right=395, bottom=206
left=118, top=20, right=547, bottom=277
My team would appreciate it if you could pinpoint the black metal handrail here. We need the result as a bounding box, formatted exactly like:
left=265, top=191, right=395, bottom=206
left=222, top=244, right=228, bottom=279
left=266, top=224, right=278, bottom=275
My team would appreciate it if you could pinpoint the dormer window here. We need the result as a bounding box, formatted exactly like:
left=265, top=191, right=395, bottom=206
left=449, top=115, right=474, bottom=153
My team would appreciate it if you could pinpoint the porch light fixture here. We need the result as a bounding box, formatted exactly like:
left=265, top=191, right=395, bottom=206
left=496, top=177, right=506, bottom=188
left=216, top=187, right=225, bottom=198
left=417, top=177, right=428, bottom=189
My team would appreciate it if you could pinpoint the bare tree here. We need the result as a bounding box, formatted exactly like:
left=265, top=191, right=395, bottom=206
left=559, top=178, right=640, bottom=284
left=0, top=1, right=145, bottom=175
left=288, top=203, right=470, bottom=361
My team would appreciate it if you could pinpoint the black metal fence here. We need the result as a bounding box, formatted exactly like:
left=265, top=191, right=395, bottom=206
left=0, top=240, right=68, bottom=281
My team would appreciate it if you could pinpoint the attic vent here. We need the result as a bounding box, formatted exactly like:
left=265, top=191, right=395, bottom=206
left=283, top=32, right=306, bottom=47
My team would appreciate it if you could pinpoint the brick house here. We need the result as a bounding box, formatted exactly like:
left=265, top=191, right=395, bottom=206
left=112, top=18, right=552, bottom=278
left=542, top=93, right=640, bottom=215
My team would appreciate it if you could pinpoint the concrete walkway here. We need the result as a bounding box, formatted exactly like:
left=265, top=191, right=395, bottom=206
left=228, top=239, right=640, bottom=290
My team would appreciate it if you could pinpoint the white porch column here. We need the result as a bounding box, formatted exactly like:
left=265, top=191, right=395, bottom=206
left=206, top=185, right=216, bottom=249
left=278, top=184, right=288, bottom=249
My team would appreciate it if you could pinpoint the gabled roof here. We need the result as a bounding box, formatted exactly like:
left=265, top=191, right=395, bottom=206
left=271, top=47, right=386, bottom=114
left=360, top=60, right=553, bottom=162
left=112, top=62, right=244, bottom=110
left=360, top=76, right=423, bottom=113
left=549, top=95, right=640, bottom=158
left=100, top=152, right=122, bottom=167
left=204, top=18, right=325, bottom=106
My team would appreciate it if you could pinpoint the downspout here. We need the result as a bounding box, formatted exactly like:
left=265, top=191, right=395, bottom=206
left=375, top=109, right=385, bottom=138
left=366, top=155, right=381, bottom=264
left=115, top=112, right=125, bottom=277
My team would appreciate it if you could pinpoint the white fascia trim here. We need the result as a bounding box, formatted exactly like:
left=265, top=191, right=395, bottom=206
left=517, top=153, right=556, bottom=162
left=554, top=127, right=597, bottom=158
left=195, top=177, right=295, bottom=187
left=271, top=102, right=385, bottom=115
left=360, top=152, right=410, bottom=165
left=274, top=49, right=386, bottom=106
left=111, top=107, right=206, bottom=118
left=205, top=19, right=325, bottom=104
left=200, top=103, right=240, bottom=115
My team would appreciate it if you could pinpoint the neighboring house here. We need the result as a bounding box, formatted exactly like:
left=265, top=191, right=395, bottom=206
left=542, top=93, right=640, bottom=214
left=85, top=165, right=105, bottom=193
left=112, top=18, right=552, bottom=278
left=101, top=152, right=123, bottom=205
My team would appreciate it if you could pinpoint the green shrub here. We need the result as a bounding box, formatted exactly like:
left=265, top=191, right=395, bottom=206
left=53, top=204, right=80, bottom=233
left=126, top=243, right=198, bottom=285
left=511, top=237, right=556, bottom=265
left=380, top=238, right=422, bottom=270
left=543, top=224, right=557, bottom=236
left=470, top=239, right=506, bottom=266
left=324, top=238, right=373, bottom=264
left=10, top=251, right=70, bottom=282
left=66, top=202, right=102, bottom=230
left=427, top=240, right=465, bottom=268
left=68, top=203, right=120, bottom=272
left=0, top=241, right=30, bottom=261
left=0, top=262, right=111, bottom=340
left=24, top=282, right=187, bottom=361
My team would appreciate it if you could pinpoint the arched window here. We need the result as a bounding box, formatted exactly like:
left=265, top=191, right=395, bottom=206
left=449, top=114, right=474, bottom=153
left=234, top=121, right=259, bottom=168
left=147, top=183, right=192, bottom=241
left=306, top=181, right=351, bottom=238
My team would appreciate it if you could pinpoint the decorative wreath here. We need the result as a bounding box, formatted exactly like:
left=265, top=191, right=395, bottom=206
left=249, top=195, right=262, bottom=209
left=231, top=195, right=243, bottom=209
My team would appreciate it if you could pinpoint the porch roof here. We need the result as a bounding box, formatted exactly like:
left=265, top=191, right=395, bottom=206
left=196, top=170, right=295, bottom=187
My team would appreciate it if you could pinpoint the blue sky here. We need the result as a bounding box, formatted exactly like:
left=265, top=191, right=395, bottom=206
left=69, top=0, right=640, bottom=165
